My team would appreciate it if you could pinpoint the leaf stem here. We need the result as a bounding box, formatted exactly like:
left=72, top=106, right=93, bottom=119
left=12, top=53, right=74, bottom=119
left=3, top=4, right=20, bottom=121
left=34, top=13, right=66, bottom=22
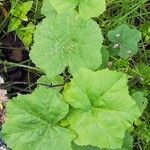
left=0, top=60, right=44, bottom=74
left=1, top=81, right=65, bottom=89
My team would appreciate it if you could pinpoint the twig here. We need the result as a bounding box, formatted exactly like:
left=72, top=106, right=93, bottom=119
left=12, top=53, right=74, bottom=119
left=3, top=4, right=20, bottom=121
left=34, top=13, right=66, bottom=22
left=0, top=60, right=44, bottom=74
left=1, top=81, right=65, bottom=89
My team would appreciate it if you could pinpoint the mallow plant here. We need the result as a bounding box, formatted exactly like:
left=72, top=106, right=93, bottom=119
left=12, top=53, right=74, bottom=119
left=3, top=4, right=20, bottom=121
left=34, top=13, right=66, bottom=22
left=2, top=0, right=146, bottom=150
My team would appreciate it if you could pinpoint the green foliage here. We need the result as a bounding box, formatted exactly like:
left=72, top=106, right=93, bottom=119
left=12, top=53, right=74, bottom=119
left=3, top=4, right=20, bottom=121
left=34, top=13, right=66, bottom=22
left=3, top=87, right=74, bottom=150
left=107, top=24, right=141, bottom=58
left=140, top=21, right=150, bottom=42
left=2, top=0, right=147, bottom=149
left=72, top=143, right=100, bottom=150
left=3, top=68, right=141, bottom=150
left=8, top=1, right=34, bottom=47
left=9, top=1, right=33, bottom=32
left=8, top=18, right=21, bottom=32
left=120, top=133, right=133, bottom=150
left=137, top=63, right=150, bottom=83
left=50, top=0, right=106, bottom=19
left=72, top=133, right=133, bottom=150
left=16, top=23, right=35, bottom=47
left=64, top=68, right=140, bottom=149
left=10, top=1, right=33, bottom=21
left=113, top=59, right=129, bottom=71
left=50, top=0, right=78, bottom=14
left=30, top=10, right=103, bottom=78
left=134, top=118, right=150, bottom=147
left=132, top=91, right=148, bottom=113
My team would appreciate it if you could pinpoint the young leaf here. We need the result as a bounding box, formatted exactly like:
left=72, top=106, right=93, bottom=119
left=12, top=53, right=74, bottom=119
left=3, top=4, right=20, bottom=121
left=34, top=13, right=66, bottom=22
left=64, top=68, right=141, bottom=149
left=8, top=18, right=21, bottom=32
left=11, top=1, right=33, bottom=21
left=107, top=24, right=141, bottom=58
left=50, top=0, right=106, bottom=19
left=30, top=11, right=103, bottom=78
left=3, top=87, right=74, bottom=150
left=16, top=22, right=35, bottom=47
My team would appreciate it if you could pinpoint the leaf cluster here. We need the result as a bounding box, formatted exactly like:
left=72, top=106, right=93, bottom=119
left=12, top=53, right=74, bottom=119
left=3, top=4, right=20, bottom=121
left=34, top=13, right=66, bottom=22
left=2, top=0, right=149, bottom=150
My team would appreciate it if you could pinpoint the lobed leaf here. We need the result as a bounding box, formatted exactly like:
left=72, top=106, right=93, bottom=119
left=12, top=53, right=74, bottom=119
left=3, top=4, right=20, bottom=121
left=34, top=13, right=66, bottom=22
left=107, top=24, right=141, bottom=58
left=50, top=0, right=106, bottom=19
left=3, top=87, right=74, bottom=150
left=30, top=10, right=103, bottom=78
left=64, top=68, right=141, bottom=149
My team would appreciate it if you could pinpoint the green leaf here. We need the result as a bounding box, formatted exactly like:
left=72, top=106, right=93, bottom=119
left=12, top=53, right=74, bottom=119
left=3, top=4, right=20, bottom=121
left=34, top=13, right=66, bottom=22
left=50, top=0, right=106, bottom=19
left=30, top=11, right=103, bottom=78
left=120, top=133, right=133, bottom=150
left=11, top=1, right=33, bottom=21
left=41, top=0, right=57, bottom=17
left=3, top=87, right=74, bottom=150
left=16, top=22, right=35, bottom=47
left=79, top=0, right=106, bottom=19
left=72, top=143, right=100, bottom=150
left=8, top=17, right=21, bottom=32
left=132, top=91, right=148, bottom=113
left=64, top=68, right=140, bottom=149
left=50, top=0, right=78, bottom=13
left=72, top=132, right=133, bottom=150
left=107, top=24, right=141, bottom=58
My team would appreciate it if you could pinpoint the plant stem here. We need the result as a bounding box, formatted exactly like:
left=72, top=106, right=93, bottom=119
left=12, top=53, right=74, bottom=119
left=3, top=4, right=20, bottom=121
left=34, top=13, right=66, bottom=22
left=0, top=60, right=44, bottom=74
